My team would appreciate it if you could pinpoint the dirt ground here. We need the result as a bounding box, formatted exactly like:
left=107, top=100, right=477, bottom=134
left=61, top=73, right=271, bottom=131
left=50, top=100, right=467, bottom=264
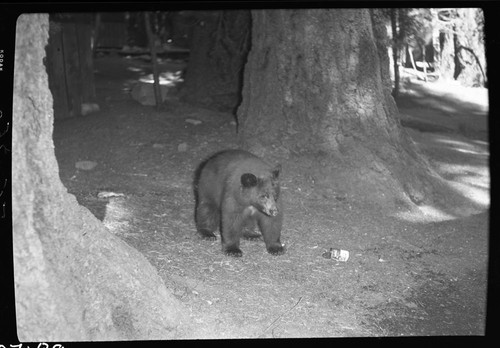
left=52, top=54, right=489, bottom=338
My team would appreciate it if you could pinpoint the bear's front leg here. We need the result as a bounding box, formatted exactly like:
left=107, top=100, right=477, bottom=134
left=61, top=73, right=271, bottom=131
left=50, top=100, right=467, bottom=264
left=220, top=204, right=246, bottom=257
left=258, top=212, right=285, bottom=256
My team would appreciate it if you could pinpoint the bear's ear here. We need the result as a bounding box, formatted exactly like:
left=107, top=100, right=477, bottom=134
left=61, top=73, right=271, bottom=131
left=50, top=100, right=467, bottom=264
left=241, top=173, right=258, bottom=188
left=272, top=164, right=281, bottom=179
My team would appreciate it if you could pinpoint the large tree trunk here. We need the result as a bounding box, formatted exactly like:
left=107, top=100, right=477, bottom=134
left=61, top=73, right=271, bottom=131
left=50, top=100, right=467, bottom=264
left=452, top=27, right=463, bottom=80
left=237, top=9, right=446, bottom=209
left=13, top=14, right=190, bottom=341
left=181, top=10, right=251, bottom=112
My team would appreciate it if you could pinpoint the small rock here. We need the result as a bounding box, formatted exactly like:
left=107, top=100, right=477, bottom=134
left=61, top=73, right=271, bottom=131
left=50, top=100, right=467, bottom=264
left=130, top=82, right=170, bottom=106
left=178, top=142, right=188, bottom=152
left=185, top=118, right=202, bottom=125
left=406, top=302, right=418, bottom=309
left=81, top=103, right=100, bottom=116
left=153, top=143, right=167, bottom=149
left=97, top=191, right=125, bottom=199
left=75, top=160, right=97, bottom=171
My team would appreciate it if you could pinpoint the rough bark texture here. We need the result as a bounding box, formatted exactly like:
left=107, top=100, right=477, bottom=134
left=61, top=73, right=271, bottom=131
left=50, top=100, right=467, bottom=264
left=13, top=14, right=190, bottom=341
left=181, top=10, right=251, bottom=111
left=237, top=9, right=439, bottom=208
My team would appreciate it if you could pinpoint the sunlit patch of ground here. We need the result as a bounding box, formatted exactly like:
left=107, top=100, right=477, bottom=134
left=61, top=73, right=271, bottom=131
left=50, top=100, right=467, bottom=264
left=393, top=131, right=490, bottom=223
left=406, top=78, right=488, bottom=112
left=394, top=75, right=489, bottom=223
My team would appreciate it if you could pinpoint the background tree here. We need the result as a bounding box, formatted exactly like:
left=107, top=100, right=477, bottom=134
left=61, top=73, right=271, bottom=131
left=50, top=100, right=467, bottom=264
left=388, top=8, right=435, bottom=95
left=389, top=8, right=402, bottom=97
left=125, top=11, right=175, bottom=47
left=13, top=14, right=191, bottom=341
left=237, top=9, right=467, bottom=211
left=398, top=8, right=434, bottom=81
left=180, top=10, right=251, bottom=112
left=433, top=8, right=486, bottom=87
left=387, top=8, right=486, bottom=93
left=400, top=8, right=434, bottom=82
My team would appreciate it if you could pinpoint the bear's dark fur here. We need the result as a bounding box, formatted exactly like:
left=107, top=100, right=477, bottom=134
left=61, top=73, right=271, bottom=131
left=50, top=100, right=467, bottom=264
left=194, top=149, right=285, bottom=257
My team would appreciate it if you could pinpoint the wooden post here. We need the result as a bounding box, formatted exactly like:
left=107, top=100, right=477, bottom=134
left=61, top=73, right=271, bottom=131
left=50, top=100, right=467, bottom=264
left=46, top=21, right=70, bottom=119
left=76, top=15, right=97, bottom=104
left=61, top=21, right=82, bottom=117
left=92, top=13, right=101, bottom=54
left=144, top=12, right=162, bottom=110
left=46, top=14, right=96, bottom=119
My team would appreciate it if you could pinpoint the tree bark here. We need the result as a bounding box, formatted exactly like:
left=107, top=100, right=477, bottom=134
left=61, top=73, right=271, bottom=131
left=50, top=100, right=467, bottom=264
left=181, top=10, right=251, bottom=112
left=13, top=14, right=190, bottom=341
left=453, top=27, right=463, bottom=80
left=237, top=9, right=438, bottom=207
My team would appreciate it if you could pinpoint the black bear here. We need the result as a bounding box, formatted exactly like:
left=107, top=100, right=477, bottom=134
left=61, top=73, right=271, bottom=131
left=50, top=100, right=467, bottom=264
left=194, top=149, right=285, bottom=257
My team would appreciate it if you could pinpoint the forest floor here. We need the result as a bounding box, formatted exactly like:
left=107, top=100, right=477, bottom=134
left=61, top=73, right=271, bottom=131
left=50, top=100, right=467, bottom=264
left=53, top=54, right=489, bottom=338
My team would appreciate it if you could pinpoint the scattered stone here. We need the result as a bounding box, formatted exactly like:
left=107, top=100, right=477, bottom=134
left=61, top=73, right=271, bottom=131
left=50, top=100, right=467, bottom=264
left=75, top=160, right=97, bottom=171
left=130, top=82, right=171, bottom=106
left=335, top=195, right=347, bottom=202
left=81, top=103, right=100, bottom=116
left=97, top=191, right=125, bottom=199
left=185, top=118, right=202, bottom=125
left=178, top=142, right=188, bottom=152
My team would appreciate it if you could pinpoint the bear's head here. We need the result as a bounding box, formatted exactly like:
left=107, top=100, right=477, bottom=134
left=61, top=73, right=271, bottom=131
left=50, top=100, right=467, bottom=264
left=240, top=164, right=281, bottom=217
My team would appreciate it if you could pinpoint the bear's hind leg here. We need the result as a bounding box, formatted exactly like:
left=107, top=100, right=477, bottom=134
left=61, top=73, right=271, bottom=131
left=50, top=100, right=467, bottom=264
left=195, top=201, right=219, bottom=241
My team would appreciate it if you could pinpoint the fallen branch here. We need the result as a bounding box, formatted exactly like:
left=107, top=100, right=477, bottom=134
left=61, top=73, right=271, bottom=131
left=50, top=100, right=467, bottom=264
left=458, top=45, right=487, bottom=86
left=258, top=296, right=303, bottom=338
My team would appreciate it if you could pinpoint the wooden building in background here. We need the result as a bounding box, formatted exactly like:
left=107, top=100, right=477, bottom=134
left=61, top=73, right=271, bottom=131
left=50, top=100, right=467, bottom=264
left=46, top=14, right=97, bottom=119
